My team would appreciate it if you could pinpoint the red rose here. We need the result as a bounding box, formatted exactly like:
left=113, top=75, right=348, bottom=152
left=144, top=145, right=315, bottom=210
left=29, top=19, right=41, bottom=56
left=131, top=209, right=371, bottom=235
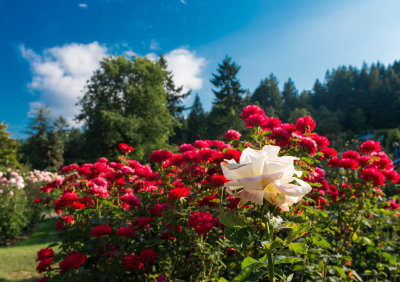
left=116, top=227, right=136, bottom=238
left=90, top=224, right=113, bottom=238
left=223, top=130, right=241, bottom=140
left=188, top=211, right=216, bottom=235
left=150, top=150, right=173, bottom=163
left=140, top=249, right=158, bottom=267
left=36, top=258, right=53, bottom=273
left=168, top=186, right=191, bottom=200
left=241, top=105, right=265, bottom=120
left=360, top=140, right=381, bottom=154
left=124, top=254, right=143, bottom=270
left=59, top=252, right=86, bottom=275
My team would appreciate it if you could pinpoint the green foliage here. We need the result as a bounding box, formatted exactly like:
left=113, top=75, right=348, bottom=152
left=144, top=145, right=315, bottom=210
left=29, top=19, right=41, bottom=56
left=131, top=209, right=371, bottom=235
left=0, top=188, right=30, bottom=243
left=77, top=55, right=174, bottom=162
left=208, top=56, right=246, bottom=139
left=186, top=94, right=208, bottom=143
left=281, top=78, right=299, bottom=122
left=20, top=107, right=64, bottom=171
left=0, top=122, right=19, bottom=168
left=288, top=108, right=312, bottom=124
left=251, top=74, right=282, bottom=117
left=0, top=170, right=50, bottom=245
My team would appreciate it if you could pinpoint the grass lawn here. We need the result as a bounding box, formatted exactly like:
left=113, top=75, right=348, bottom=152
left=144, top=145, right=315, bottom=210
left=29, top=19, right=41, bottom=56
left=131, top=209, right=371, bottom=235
left=0, top=219, right=58, bottom=281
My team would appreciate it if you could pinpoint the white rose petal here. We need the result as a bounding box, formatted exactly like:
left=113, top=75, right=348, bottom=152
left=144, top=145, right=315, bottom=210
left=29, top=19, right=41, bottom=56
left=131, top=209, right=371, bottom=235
left=221, top=145, right=311, bottom=211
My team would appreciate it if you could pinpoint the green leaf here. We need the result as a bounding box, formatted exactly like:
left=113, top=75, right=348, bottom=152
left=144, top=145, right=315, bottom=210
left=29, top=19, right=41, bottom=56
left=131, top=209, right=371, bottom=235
left=225, top=226, right=257, bottom=246
left=311, top=234, right=331, bottom=249
left=246, top=268, right=268, bottom=281
left=362, top=237, right=375, bottom=246
left=382, top=252, right=397, bottom=265
left=274, top=256, right=302, bottom=264
left=288, top=242, right=307, bottom=254
left=241, top=257, right=259, bottom=269
left=233, top=257, right=267, bottom=281
left=293, top=265, right=306, bottom=271
left=261, top=240, right=284, bottom=251
left=218, top=212, right=247, bottom=228
left=218, top=278, right=228, bottom=282
left=333, top=266, right=346, bottom=279
left=286, top=222, right=311, bottom=243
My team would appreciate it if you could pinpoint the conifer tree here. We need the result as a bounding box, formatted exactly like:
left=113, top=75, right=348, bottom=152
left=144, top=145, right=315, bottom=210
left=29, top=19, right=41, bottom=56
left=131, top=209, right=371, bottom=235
left=251, top=74, right=282, bottom=117
left=208, top=56, right=245, bottom=138
left=20, top=106, right=64, bottom=170
left=187, top=94, right=208, bottom=143
left=281, top=78, right=298, bottom=121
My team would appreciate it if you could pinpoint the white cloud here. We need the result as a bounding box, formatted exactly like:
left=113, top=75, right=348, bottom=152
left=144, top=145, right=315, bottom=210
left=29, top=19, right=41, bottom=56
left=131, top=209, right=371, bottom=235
left=180, top=0, right=186, bottom=4
left=164, top=48, right=205, bottom=92
left=145, top=52, right=158, bottom=61
left=124, top=50, right=137, bottom=57
left=20, top=42, right=107, bottom=125
left=150, top=39, right=160, bottom=50
left=21, top=42, right=206, bottom=123
left=78, top=3, right=87, bottom=8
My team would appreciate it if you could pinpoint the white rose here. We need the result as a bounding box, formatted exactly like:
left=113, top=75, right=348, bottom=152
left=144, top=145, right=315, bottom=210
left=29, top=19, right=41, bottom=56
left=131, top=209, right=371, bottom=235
left=221, top=145, right=311, bottom=211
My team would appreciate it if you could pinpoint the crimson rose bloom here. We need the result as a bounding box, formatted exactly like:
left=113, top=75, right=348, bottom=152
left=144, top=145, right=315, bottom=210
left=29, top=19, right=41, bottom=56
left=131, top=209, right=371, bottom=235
left=116, top=227, right=136, bottom=238
left=188, top=211, right=216, bottom=235
left=119, top=143, right=134, bottom=154
left=360, top=140, right=381, bottom=154
left=241, top=105, right=265, bottom=120
left=36, top=258, right=53, bottom=273
left=361, top=168, right=385, bottom=185
left=150, top=149, right=173, bottom=163
left=168, top=186, right=191, bottom=200
left=140, top=249, right=158, bottom=267
left=296, top=116, right=316, bottom=133
left=37, top=248, right=55, bottom=261
left=223, top=130, right=241, bottom=140
left=245, top=114, right=265, bottom=128
left=135, top=216, right=152, bottom=228
left=59, top=252, right=86, bottom=275
left=91, top=224, right=113, bottom=238
left=124, top=254, right=143, bottom=270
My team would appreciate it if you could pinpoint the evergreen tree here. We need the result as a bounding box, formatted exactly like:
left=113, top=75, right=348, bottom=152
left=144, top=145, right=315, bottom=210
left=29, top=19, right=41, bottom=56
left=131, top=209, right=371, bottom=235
left=208, top=56, right=246, bottom=138
left=20, top=106, right=64, bottom=170
left=0, top=122, right=19, bottom=168
left=187, top=94, right=208, bottom=143
left=281, top=78, right=299, bottom=121
left=77, top=55, right=174, bottom=162
left=63, top=128, right=85, bottom=165
left=251, top=74, right=282, bottom=117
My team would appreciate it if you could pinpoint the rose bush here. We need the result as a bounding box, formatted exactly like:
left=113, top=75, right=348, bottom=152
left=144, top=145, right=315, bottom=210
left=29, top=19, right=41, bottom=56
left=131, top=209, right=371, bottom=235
left=35, top=105, right=400, bottom=281
left=0, top=169, right=60, bottom=244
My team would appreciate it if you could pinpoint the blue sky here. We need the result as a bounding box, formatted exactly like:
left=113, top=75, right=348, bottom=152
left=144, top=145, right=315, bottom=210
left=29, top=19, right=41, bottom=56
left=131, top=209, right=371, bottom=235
left=1, top=0, right=400, bottom=138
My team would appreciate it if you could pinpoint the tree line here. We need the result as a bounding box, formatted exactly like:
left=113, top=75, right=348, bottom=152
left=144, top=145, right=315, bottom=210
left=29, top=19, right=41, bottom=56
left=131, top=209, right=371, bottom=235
left=3, top=54, right=400, bottom=170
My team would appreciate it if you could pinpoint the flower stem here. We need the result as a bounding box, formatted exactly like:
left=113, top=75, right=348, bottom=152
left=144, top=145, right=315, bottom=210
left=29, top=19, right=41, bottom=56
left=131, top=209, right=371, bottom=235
left=266, top=219, right=275, bottom=282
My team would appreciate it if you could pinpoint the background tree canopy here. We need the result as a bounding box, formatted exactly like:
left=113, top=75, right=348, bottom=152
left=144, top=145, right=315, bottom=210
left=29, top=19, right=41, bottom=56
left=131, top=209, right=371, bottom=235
left=76, top=55, right=174, bottom=162
left=8, top=56, right=400, bottom=170
left=0, top=122, right=19, bottom=168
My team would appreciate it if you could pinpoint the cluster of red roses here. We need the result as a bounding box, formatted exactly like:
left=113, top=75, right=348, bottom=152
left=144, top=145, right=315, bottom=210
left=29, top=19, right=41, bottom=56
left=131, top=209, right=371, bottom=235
left=34, top=104, right=399, bottom=280
left=35, top=132, right=241, bottom=279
